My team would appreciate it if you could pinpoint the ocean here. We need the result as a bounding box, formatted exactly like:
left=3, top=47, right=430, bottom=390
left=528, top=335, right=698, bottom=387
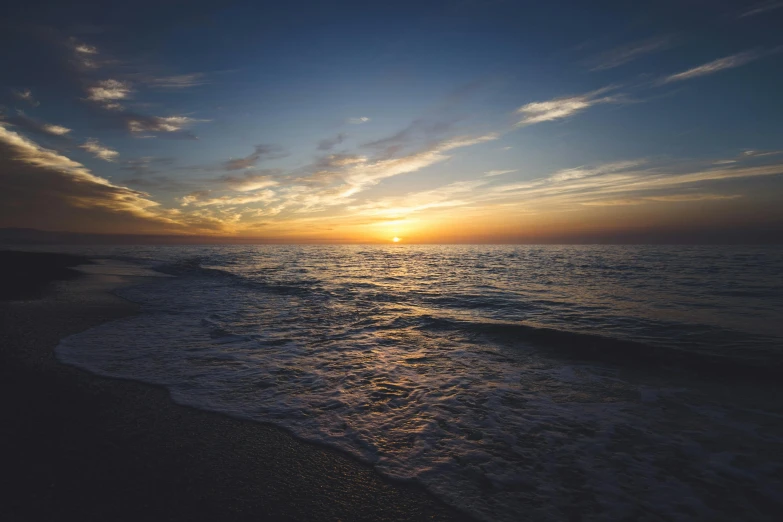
left=49, top=245, right=783, bottom=521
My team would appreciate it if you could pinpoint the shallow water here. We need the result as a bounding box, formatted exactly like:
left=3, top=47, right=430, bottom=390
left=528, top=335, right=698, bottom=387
left=50, top=245, right=783, bottom=521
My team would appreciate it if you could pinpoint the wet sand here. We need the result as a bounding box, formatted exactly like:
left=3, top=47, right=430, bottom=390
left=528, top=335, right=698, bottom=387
left=0, top=251, right=472, bottom=521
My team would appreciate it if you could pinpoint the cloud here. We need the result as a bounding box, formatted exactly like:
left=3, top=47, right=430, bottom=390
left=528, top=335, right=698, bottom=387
left=0, top=123, right=180, bottom=233
left=712, top=150, right=783, bottom=165
left=176, top=132, right=498, bottom=217
left=223, top=144, right=286, bottom=170
left=482, top=159, right=783, bottom=211
left=86, top=79, right=132, bottom=108
left=515, top=87, right=620, bottom=126
left=185, top=190, right=278, bottom=207
left=41, top=124, right=71, bottom=136
left=126, top=115, right=207, bottom=137
left=335, top=156, right=776, bottom=226
left=74, top=43, right=97, bottom=55
left=145, top=73, right=207, bottom=89
left=643, top=193, right=743, bottom=202
left=290, top=132, right=499, bottom=212
left=69, top=38, right=101, bottom=69
left=317, top=133, right=347, bottom=151
left=180, top=190, right=212, bottom=206
left=348, top=179, right=487, bottom=220
left=13, top=89, right=40, bottom=107
left=120, top=156, right=175, bottom=176
left=660, top=50, right=765, bottom=84
left=315, top=153, right=777, bottom=228
left=221, top=171, right=280, bottom=191
left=2, top=110, right=72, bottom=137
left=548, top=160, right=646, bottom=182
left=581, top=194, right=742, bottom=206
left=362, top=119, right=455, bottom=157
left=587, top=35, right=673, bottom=71
left=580, top=199, right=646, bottom=207
left=73, top=48, right=208, bottom=138
left=319, top=154, right=367, bottom=168
left=0, top=123, right=233, bottom=234
left=743, top=149, right=783, bottom=158
left=79, top=138, right=119, bottom=161
left=347, top=117, right=370, bottom=124
left=740, top=2, right=783, bottom=17
left=484, top=169, right=517, bottom=177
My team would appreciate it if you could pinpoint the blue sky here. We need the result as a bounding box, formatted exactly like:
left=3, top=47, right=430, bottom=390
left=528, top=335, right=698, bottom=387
left=1, top=0, right=782, bottom=242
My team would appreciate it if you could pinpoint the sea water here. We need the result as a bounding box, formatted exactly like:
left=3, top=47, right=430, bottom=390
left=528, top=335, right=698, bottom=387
left=51, top=245, right=783, bottom=521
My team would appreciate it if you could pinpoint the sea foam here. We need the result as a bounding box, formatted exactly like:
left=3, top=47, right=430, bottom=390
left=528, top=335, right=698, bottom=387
left=55, top=245, right=783, bottom=521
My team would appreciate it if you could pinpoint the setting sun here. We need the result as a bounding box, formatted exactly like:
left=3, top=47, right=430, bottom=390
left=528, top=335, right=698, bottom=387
left=392, top=237, right=401, bottom=242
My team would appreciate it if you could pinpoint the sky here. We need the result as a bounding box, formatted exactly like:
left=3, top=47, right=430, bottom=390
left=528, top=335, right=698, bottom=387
left=1, top=0, right=782, bottom=244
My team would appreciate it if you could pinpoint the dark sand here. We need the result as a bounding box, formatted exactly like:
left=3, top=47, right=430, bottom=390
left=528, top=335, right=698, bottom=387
left=0, top=251, right=473, bottom=522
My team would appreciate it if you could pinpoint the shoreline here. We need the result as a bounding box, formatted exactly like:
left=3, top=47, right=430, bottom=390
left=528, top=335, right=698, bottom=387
left=0, top=252, right=472, bottom=521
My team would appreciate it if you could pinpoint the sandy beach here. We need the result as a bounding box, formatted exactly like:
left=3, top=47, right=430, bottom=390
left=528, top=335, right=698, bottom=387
left=0, top=251, right=471, bottom=522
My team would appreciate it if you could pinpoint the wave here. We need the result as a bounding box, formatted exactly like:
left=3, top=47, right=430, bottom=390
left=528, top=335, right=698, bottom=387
left=53, top=247, right=783, bottom=521
left=413, top=315, right=783, bottom=381
left=112, top=255, right=783, bottom=382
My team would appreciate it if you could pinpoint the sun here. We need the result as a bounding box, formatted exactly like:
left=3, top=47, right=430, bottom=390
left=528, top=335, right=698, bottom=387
left=392, top=237, right=401, bottom=242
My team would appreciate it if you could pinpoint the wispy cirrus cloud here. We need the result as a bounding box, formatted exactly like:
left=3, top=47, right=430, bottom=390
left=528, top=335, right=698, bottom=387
left=548, top=160, right=646, bottom=182
left=223, top=144, right=287, bottom=170
left=70, top=40, right=212, bottom=139
left=660, top=50, right=767, bottom=84
left=319, top=154, right=367, bottom=168
left=586, top=35, right=673, bottom=71
left=12, top=89, right=39, bottom=107
left=581, top=194, right=742, bottom=206
left=712, top=149, right=783, bottom=165
left=743, top=149, right=783, bottom=158
left=318, top=133, right=347, bottom=151
left=66, top=37, right=120, bottom=74
left=1, top=122, right=236, bottom=233
left=74, top=43, right=97, bottom=55
left=338, top=156, right=780, bottom=226
left=362, top=119, right=455, bottom=157
left=347, top=179, right=486, bottom=221
left=515, top=87, right=621, bottom=126
left=220, top=171, right=280, bottom=192
left=183, top=190, right=278, bottom=207
left=0, top=123, right=179, bottom=233
left=347, top=116, right=370, bottom=124
left=2, top=110, right=71, bottom=137
left=68, top=38, right=106, bottom=70
left=144, top=73, right=207, bottom=89
left=41, top=124, right=71, bottom=136
left=180, top=190, right=212, bottom=206
left=739, top=1, right=783, bottom=17
left=180, top=132, right=499, bottom=217
left=486, top=159, right=783, bottom=211
left=292, top=133, right=499, bottom=211
left=643, top=193, right=743, bottom=202
left=86, top=79, right=132, bottom=109
left=79, top=138, right=119, bottom=161
left=119, top=157, right=175, bottom=178
left=484, top=169, right=517, bottom=177
left=127, top=115, right=208, bottom=137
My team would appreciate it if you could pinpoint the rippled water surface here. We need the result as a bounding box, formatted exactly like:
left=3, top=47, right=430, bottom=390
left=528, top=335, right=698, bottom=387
left=49, top=245, right=783, bottom=521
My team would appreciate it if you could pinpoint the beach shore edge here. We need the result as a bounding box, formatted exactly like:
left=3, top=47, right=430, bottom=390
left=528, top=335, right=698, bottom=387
left=0, top=251, right=472, bottom=522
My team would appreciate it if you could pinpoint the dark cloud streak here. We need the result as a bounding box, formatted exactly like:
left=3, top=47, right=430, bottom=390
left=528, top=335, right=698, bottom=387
left=224, top=144, right=287, bottom=170
left=317, top=133, right=347, bottom=151
left=1, top=110, right=72, bottom=139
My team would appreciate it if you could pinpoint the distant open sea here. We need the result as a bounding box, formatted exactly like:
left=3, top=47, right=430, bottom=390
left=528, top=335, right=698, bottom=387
left=41, top=245, right=783, bottom=520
